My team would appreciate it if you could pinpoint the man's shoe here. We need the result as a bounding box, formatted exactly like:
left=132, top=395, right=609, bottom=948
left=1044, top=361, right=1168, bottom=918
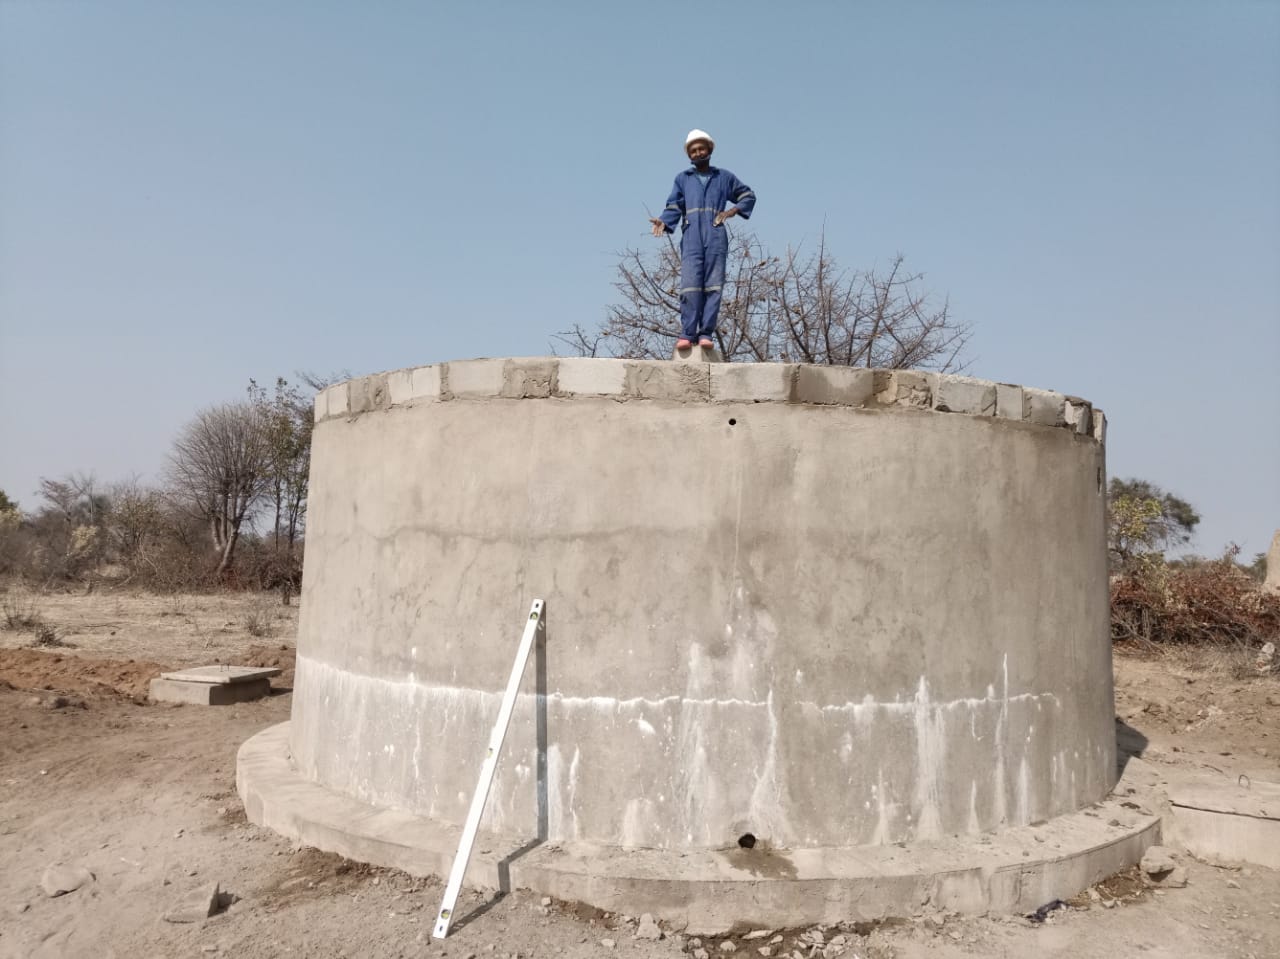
left=675, top=338, right=692, bottom=349
left=698, top=338, right=714, bottom=348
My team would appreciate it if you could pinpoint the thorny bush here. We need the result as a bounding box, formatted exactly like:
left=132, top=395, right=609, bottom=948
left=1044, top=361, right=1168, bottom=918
left=1110, top=546, right=1280, bottom=660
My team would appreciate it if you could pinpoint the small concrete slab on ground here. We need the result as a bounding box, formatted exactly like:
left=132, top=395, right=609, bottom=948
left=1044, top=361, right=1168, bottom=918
left=150, top=665, right=281, bottom=706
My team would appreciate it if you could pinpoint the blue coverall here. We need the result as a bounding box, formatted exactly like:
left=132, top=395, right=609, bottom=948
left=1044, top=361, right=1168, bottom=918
left=658, top=166, right=756, bottom=342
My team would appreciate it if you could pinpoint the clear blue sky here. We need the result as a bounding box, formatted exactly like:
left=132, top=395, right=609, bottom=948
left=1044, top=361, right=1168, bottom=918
left=1, top=1, right=1277, bottom=557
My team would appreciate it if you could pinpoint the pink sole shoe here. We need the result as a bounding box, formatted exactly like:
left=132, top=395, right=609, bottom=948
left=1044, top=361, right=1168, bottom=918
left=675, top=339, right=692, bottom=349
left=698, top=339, right=714, bottom=348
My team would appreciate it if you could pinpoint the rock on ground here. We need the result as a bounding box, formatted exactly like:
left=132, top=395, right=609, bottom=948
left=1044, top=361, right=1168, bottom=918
left=164, top=881, right=221, bottom=923
left=40, top=864, right=94, bottom=898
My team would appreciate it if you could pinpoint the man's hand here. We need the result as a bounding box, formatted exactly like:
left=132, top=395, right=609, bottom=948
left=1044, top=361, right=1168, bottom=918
left=713, top=208, right=739, bottom=227
left=649, top=217, right=668, bottom=237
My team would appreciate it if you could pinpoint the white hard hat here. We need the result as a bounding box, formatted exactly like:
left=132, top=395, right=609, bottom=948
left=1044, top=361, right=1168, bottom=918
left=685, top=129, right=714, bottom=151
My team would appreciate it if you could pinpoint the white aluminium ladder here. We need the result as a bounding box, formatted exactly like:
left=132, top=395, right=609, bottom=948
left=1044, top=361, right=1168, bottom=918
left=432, top=599, right=545, bottom=939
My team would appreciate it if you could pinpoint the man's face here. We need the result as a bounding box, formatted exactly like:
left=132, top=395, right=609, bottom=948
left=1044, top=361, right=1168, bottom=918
left=687, top=140, right=712, bottom=165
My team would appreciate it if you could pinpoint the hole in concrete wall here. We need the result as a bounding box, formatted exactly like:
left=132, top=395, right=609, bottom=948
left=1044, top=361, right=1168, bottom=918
left=1097, top=467, right=1103, bottom=493
left=728, top=418, right=737, bottom=426
left=737, top=832, right=756, bottom=849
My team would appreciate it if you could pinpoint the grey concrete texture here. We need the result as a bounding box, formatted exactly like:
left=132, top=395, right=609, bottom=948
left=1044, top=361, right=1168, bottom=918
left=1267, top=530, right=1280, bottom=593
left=1166, top=776, right=1280, bottom=868
left=239, top=722, right=1158, bottom=934
left=150, top=677, right=272, bottom=705
left=313, top=359, right=1103, bottom=447
left=161, top=665, right=280, bottom=685
left=288, top=359, right=1113, bottom=854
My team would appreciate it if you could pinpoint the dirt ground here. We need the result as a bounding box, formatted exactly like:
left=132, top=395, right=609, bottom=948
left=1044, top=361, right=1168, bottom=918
left=1, top=589, right=1277, bottom=959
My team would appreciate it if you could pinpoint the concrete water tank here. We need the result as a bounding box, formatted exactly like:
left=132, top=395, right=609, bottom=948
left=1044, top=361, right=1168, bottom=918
left=239, top=357, right=1152, bottom=930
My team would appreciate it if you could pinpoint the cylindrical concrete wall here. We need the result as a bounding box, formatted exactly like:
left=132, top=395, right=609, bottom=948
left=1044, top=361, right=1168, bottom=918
left=290, top=359, right=1113, bottom=851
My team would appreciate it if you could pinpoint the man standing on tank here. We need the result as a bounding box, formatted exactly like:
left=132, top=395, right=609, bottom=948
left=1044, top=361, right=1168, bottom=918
left=649, top=130, right=756, bottom=350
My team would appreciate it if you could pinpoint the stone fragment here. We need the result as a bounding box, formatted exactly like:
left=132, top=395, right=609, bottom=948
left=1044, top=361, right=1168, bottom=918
left=719, top=942, right=738, bottom=953
left=600, top=939, right=617, bottom=950
left=693, top=950, right=709, bottom=959
left=164, top=881, right=221, bottom=923
left=1140, top=845, right=1176, bottom=876
left=634, top=914, right=663, bottom=940
left=757, top=948, right=773, bottom=958
left=743, top=930, right=773, bottom=941
left=41, top=864, right=94, bottom=898
left=540, top=896, right=552, bottom=907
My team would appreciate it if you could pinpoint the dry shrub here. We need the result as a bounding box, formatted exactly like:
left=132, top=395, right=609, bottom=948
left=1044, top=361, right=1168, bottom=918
left=1111, top=547, right=1280, bottom=658
left=244, top=604, right=275, bottom=638
left=3, top=594, right=44, bottom=631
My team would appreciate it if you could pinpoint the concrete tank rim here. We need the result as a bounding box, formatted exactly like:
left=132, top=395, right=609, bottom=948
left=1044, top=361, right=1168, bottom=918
left=313, top=357, right=1106, bottom=445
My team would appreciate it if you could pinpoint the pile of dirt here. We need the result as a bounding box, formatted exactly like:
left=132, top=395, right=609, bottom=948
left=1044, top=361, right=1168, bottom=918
left=235, top=643, right=296, bottom=687
left=0, top=648, right=169, bottom=699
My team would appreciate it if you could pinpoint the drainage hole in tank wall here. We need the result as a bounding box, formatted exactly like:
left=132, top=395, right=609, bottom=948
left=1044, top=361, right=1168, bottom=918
left=728, top=418, right=737, bottom=426
left=737, top=832, right=756, bottom=849
left=1097, top=467, right=1103, bottom=493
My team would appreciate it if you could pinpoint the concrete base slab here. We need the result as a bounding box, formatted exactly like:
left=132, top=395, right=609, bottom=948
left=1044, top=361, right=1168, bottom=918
left=151, top=677, right=273, bottom=705
left=238, top=722, right=1161, bottom=934
left=1166, top=777, right=1280, bottom=869
left=161, top=665, right=281, bottom=685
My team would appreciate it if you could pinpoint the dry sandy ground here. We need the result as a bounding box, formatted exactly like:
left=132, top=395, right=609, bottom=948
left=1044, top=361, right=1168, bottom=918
left=1, top=589, right=1277, bottom=959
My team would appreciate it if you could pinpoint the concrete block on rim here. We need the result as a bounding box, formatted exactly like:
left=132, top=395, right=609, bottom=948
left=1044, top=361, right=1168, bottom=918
left=1092, top=409, right=1107, bottom=445
left=313, top=390, right=328, bottom=423
left=1064, top=397, right=1092, bottom=436
left=556, top=358, right=628, bottom=397
left=389, top=367, right=442, bottom=406
left=1024, top=388, right=1067, bottom=427
left=324, top=383, right=349, bottom=418
left=238, top=721, right=1159, bottom=935
left=447, top=359, right=506, bottom=398
left=502, top=359, right=558, bottom=399
left=710, top=363, right=794, bottom=402
left=625, top=361, right=710, bottom=401
left=933, top=376, right=997, bottom=416
left=996, top=384, right=1026, bottom=420
left=794, top=366, right=875, bottom=407
left=349, top=375, right=390, bottom=414
left=872, top=370, right=935, bottom=409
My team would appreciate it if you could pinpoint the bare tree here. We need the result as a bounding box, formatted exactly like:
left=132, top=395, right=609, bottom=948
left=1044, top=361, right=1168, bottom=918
left=102, top=478, right=167, bottom=582
left=557, top=230, right=970, bottom=370
left=167, top=402, right=271, bottom=579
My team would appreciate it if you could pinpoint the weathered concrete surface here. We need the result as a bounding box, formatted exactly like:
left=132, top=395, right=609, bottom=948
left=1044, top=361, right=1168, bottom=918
left=1166, top=777, right=1280, bottom=868
left=1266, top=529, right=1280, bottom=593
left=239, top=722, right=1156, bottom=934
left=161, top=666, right=281, bottom=685
left=283, top=359, right=1112, bottom=854
left=150, top=677, right=273, bottom=705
